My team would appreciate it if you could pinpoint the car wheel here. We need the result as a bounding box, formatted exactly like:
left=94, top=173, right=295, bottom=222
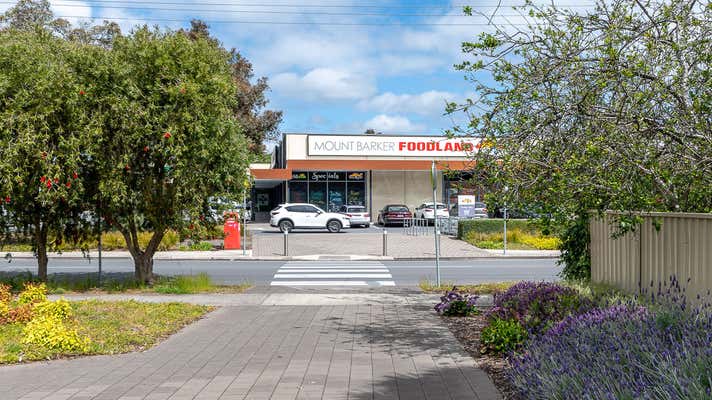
left=279, top=220, right=293, bottom=233
left=327, top=220, right=342, bottom=233
left=365, top=223, right=370, bottom=228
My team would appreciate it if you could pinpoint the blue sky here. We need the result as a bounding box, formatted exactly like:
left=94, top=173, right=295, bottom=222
left=2, top=1, right=593, bottom=143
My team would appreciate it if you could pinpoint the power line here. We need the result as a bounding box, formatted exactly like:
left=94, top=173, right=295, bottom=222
left=0, top=2, right=549, bottom=17
left=43, top=0, right=600, bottom=9
left=53, top=14, right=539, bottom=26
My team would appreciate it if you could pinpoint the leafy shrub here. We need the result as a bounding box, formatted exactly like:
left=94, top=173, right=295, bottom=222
left=188, top=241, right=214, bottom=251
left=488, top=281, right=594, bottom=335
left=434, top=287, right=480, bottom=316
left=558, top=212, right=591, bottom=280
left=3, top=303, right=34, bottom=323
left=34, top=298, right=73, bottom=320
left=464, top=228, right=561, bottom=250
left=509, top=300, right=712, bottom=399
left=0, top=283, right=11, bottom=304
left=100, top=231, right=126, bottom=250
left=17, top=283, right=47, bottom=305
left=23, top=315, right=89, bottom=352
left=480, top=318, right=527, bottom=355
left=458, top=219, right=537, bottom=238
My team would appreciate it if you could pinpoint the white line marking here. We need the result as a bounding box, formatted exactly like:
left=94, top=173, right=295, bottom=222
left=376, top=281, right=396, bottom=286
left=273, top=273, right=393, bottom=279
left=277, top=269, right=389, bottom=273
left=270, top=281, right=370, bottom=286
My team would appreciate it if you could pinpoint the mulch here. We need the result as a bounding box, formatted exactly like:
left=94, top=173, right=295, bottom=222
left=441, top=313, right=523, bottom=400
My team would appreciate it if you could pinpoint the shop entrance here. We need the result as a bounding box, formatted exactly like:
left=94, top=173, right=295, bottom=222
left=253, top=180, right=284, bottom=222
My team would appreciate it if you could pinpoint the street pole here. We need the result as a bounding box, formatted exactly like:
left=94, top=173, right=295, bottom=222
left=432, top=161, right=440, bottom=286
left=97, top=201, right=102, bottom=286
left=503, top=185, right=509, bottom=256
left=242, top=187, right=247, bottom=256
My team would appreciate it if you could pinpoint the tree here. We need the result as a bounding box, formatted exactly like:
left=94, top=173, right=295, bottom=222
left=183, top=20, right=282, bottom=155
left=88, top=27, right=250, bottom=283
left=452, top=0, right=712, bottom=279
left=0, top=30, right=93, bottom=280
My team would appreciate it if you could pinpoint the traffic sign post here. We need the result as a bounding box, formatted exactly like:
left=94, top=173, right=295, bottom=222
left=432, top=161, right=440, bottom=286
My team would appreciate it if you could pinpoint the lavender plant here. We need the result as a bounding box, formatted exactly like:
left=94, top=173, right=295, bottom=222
left=509, top=291, right=712, bottom=399
left=434, top=287, right=480, bottom=317
left=487, top=281, right=594, bottom=335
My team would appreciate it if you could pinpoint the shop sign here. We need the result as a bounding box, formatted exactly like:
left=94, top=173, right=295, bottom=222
left=308, top=135, right=481, bottom=157
left=458, top=195, right=477, bottom=218
left=310, top=171, right=328, bottom=181
left=347, top=171, right=365, bottom=181
left=292, top=172, right=308, bottom=181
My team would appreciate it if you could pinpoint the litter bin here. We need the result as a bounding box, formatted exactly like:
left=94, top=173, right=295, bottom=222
left=223, top=214, right=241, bottom=250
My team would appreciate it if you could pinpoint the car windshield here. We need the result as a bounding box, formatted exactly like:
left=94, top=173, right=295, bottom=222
left=474, top=202, right=486, bottom=208
left=387, top=206, right=409, bottom=212
left=424, top=203, right=447, bottom=209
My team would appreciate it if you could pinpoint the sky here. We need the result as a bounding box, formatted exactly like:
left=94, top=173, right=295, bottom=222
left=1, top=0, right=596, bottom=143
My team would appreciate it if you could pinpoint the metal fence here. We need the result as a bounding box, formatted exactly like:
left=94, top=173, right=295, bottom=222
left=590, top=211, right=712, bottom=300
left=403, top=217, right=459, bottom=236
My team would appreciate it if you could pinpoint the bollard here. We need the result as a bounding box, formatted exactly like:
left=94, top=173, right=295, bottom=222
left=283, top=230, right=289, bottom=256
left=382, top=228, right=388, bottom=256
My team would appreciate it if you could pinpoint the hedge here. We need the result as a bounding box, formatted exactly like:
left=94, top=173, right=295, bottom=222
left=457, top=219, right=538, bottom=239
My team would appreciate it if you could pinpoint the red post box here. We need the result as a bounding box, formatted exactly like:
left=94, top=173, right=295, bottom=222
left=223, top=214, right=241, bottom=250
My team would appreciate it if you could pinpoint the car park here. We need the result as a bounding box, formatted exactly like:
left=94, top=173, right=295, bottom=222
left=338, top=205, right=370, bottom=228
left=414, top=202, right=449, bottom=223
left=377, top=205, right=412, bottom=226
left=270, top=203, right=351, bottom=233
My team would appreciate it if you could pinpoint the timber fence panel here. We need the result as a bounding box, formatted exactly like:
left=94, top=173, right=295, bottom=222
left=591, top=212, right=712, bottom=300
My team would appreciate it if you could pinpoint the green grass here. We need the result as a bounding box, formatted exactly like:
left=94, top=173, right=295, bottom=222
left=419, top=279, right=518, bottom=294
left=0, top=272, right=251, bottom=294
left=0, top=300, right=212, bottom=363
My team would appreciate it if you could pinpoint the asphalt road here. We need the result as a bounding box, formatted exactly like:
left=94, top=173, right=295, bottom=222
left=0, top=258, right=561, bottom=286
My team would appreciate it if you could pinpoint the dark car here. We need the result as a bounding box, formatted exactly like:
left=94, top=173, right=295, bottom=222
left=377, top=205, right=412, bottom=226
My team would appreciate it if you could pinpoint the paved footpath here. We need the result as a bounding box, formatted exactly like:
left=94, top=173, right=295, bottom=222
left=0, top=295, right=501, bottom=400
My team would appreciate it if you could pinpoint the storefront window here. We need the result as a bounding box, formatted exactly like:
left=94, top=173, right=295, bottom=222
left=327, top=182, right=346, bottom=212
left=289, top=181, right=308, bottom=203
left=347, top=183, right=365, bottom=206
left=309, top=182, right=327, bottom=210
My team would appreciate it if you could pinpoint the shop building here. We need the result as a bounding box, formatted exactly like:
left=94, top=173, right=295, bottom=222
left=249, top=133, right=482, bottom=222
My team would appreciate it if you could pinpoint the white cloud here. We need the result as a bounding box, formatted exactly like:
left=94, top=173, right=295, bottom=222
left=362, top=114, right=426, bottom=134
left=271, top=68, right=376, bottom=101
left=358, top=90, right=459, bottom=116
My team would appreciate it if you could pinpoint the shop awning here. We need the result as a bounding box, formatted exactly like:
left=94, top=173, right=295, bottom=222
left=286, top=160, right=474, bottom=171
left=250, top=168, right=292, bottom=180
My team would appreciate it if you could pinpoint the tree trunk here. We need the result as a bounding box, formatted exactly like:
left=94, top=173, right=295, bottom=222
left=134, top=253, right=154, bottom=285
left=36, top=224, right=48, bottom=281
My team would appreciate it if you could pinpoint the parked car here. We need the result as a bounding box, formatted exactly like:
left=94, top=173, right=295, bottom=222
left=377, top=205, right=412, bottom=226
left=338, top=205, right=370, bottom=228
left=450, top=202, right=488, bottom=218
left=270, top=203, right=351, bottom=233
left=414, top=202, right=449, bottom=223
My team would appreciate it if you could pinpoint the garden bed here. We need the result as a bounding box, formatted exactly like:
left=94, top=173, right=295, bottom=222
left=0, top=282, right=212, bottom=364
left=434, top=280, right=712, bottom=399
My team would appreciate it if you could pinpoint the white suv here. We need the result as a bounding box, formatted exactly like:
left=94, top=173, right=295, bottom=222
left=414, top=202, right=450, bottom=223
left=270, top=203, right=351, bottom=233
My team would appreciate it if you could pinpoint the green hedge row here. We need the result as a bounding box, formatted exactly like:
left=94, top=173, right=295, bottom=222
left=457, top=219, right=538, bottom=239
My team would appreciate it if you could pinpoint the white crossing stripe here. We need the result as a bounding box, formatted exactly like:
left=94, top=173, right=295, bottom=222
left=274, top=273, right=392, bottom=279
left=270, top=261, right=396, bottom=287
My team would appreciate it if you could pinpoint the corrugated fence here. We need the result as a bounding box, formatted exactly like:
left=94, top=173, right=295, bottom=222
left=590, top=211, right=712, bottom=298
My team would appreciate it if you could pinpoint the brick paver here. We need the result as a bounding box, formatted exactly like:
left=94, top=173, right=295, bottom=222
left=0, top=304, right=500, bottom=400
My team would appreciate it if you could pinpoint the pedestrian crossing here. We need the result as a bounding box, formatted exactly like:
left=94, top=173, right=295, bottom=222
left=270, top=261, right=396, bottom=287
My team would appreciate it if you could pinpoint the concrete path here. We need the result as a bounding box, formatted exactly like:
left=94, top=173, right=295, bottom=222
left=0, top=302, right=501, bottom=400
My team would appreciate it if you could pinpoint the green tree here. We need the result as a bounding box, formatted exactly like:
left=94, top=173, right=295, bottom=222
left=88, top=27, right=249, bottom=283
left=453, top=0, right=712, bottom=279
left=0, top=30, right=93, bottom=280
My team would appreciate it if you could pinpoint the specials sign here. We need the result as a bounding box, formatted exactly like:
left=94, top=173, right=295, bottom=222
left=308, top=135, right=481, bottom=158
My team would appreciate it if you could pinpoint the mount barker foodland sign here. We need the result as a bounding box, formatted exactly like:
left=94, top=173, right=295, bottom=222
left=308, top=135, right=481, bottom=157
